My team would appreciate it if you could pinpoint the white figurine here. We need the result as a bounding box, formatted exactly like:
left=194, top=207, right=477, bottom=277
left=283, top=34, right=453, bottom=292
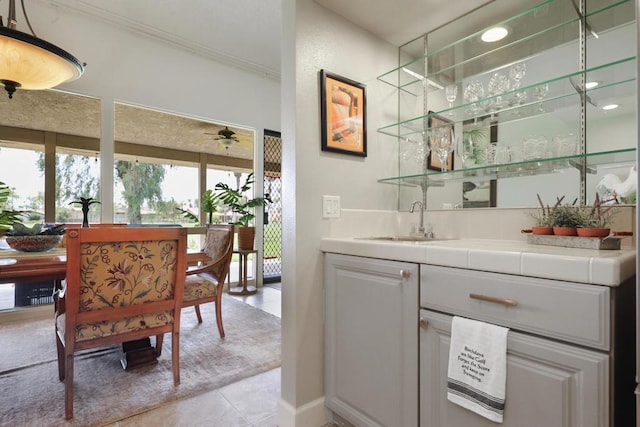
left=596, top=164, right=637, bottom=203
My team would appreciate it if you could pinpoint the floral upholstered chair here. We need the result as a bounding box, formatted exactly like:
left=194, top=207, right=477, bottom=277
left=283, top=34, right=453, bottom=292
left=183, top=224, right=234, bottom=338
left=54, top=227, right=187, bottom=420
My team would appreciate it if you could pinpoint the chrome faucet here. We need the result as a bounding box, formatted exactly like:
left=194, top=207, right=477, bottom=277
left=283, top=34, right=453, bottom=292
left=410, top=200, right=434, bottom=238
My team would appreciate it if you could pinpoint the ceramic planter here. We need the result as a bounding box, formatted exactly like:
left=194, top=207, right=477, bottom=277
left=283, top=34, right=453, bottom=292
left=532, top=226, right=554, bottom=235
left=552, top=226, right=577, bottom=236
left=576, top=228, right=611, bottom=238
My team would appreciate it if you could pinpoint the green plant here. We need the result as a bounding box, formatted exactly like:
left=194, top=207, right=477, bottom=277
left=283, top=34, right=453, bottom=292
left=214, top=173, right=272, bottom=227
left=580, top=193, right=617, bottom=228
left=6, top=222, right=65, bottom=236
left=548, top=196, right=583, bottom=228
left=0, top=181, right=26, bottom=232
left=530, top=193, right=553, bottom=227
left=175, top=189, right=220, bottom=225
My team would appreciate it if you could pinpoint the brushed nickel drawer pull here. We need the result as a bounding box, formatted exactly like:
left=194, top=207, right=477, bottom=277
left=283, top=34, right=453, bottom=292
left=469, top=293, right=518, bottom=307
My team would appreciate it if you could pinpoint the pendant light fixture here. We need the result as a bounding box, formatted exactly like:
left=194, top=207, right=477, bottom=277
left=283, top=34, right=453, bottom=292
left=0, top=0, right=85, bottom=99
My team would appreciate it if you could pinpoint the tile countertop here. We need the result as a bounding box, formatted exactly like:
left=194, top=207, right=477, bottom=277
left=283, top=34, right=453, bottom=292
left=320, top=237, right=636, bottom=287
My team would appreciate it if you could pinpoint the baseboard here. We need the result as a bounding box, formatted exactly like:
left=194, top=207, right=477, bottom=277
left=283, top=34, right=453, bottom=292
left=277, top=396, right=328, bottom=427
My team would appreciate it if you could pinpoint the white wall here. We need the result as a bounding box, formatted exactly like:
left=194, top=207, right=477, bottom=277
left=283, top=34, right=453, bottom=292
left=25, top=1, right=280, bottom=225
left=28, top=2, right=280, bottom=132
left=279, top=0, right=397, bottom=425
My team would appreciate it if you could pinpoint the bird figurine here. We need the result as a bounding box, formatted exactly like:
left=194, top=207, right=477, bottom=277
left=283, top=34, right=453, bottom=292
left=596, top=164, right=636, bottom=203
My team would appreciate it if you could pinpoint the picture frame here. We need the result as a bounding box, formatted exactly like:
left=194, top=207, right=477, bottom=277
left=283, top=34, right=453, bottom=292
left=427, top=112, right=454, bottom=171
left=320, top=70, right=367, bottom=157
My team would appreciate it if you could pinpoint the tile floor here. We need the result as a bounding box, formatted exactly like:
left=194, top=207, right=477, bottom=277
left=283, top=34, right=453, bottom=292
left=109, top=282, right=282, bottom=427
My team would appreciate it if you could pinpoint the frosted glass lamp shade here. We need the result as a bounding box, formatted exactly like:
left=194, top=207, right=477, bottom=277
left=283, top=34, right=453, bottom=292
left=0, top=26, right=84, bottom=98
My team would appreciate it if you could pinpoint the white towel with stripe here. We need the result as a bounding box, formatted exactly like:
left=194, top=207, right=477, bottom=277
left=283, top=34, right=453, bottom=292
left=447, top=316, right=509, bottom=423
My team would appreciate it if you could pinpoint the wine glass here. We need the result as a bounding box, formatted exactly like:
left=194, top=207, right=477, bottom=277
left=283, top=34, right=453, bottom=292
left=508, top=63, right=526, bottom=89
left=464, top=80, right=484, bottom=115
left=487, top=72, right=510, bottom=110
left=431, top=127, right=453, bottom=172
left=533, top=83, right=549, bottom=112
left=456, top=136, right=474, bottom=168
left=445, top=84, right=458, bottom=115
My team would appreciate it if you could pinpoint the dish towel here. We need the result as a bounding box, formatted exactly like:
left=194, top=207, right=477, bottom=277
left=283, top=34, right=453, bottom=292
left=447, top=316, right=509, bottom=423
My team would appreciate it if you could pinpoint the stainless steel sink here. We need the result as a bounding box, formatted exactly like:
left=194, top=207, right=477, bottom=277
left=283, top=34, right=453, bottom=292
left=356, top=236, right=457, bottom=242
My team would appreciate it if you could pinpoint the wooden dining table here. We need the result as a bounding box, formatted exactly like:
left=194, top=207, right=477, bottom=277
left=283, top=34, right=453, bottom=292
left=0, top=248, right=210, bottom=284
left=0, top=246, right=211, bottom=369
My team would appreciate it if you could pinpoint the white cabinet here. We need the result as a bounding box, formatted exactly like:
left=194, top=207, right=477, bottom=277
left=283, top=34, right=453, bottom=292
left=324, top=253, right=418, bottom=427
left=420, top=264, right=636, bottom=427
left=420, top=309, right=608, bottom=427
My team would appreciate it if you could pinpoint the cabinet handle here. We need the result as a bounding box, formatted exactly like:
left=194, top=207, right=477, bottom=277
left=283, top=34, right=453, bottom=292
left=400, top=269, right=411, bottom=279
left=469, top=293, right=518, bottom=307
left=419, top=318, right=429, bottom=329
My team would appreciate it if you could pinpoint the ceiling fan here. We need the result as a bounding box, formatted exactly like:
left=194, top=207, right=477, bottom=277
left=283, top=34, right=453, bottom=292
left=205, top=126, right=240, bottom=149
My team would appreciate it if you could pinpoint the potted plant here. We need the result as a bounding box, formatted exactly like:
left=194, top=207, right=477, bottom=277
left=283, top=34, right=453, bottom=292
left=176, top=189, right=219, bottom=225
left=0, top=181, right=26, bottom=236
left=530, top=193, right=554, bottom=235
left=548, top=195, right=582, bottom=236
left=577, top=193, right=616, bottom=238
left=214, top=173, right=271, bottom=250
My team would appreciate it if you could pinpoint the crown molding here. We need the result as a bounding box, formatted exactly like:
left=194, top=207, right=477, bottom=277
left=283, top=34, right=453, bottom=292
left=45, top=0, right=281, bottom=82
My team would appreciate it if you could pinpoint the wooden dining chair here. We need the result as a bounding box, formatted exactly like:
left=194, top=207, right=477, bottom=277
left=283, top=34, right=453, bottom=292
left=54, top=226, right=187, bottom=419
left=182, top=224, right=234, bottom=338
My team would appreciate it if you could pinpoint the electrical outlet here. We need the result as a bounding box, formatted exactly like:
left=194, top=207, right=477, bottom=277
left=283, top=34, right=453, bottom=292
left=322, top=195, right=341, bottom=218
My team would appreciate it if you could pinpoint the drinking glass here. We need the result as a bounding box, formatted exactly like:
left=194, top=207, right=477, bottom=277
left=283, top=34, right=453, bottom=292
left=445, top=84, right=458, bottom=115
left=533, top=83, right=549, bottom=112
left=464, top=80, right=484, bottom=115
left=487, top=72, right=510, bottom=110
left=508, top=63, right=526, bottom=89
left=431, top=127, right=453, bottom=172
left=456, top=136, right=474, bottom=168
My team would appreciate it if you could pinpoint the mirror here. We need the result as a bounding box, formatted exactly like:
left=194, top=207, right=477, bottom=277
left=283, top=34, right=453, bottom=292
left=397, top=0, right=636, bottom=211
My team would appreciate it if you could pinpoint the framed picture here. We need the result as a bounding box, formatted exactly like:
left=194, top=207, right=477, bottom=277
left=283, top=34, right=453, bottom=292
left=427, top=112, right=454, bottom=171
left=320, top=70, right=367, bottom=157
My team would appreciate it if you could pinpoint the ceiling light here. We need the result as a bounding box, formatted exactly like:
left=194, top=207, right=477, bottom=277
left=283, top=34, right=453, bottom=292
left=602, top=104, right=619, bottom=110
left=585, top=81, right=599, bottom=89
left=481, top=26, right=509, bottom=43
left=0, top=0, right=85, bottom=99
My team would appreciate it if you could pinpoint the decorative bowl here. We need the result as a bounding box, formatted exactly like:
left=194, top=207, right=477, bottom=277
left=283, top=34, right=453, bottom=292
left=5, top=235, right=62, bottom=252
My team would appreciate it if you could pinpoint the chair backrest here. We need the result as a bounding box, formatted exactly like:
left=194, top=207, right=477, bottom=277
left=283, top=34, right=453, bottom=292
left=201, top=224, right=234, bottom=283
left=64, top=227, right=187, bottom=346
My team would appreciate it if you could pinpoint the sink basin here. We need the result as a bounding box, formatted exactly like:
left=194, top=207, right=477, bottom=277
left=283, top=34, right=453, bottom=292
left=356, top=236, right=457, bottom=242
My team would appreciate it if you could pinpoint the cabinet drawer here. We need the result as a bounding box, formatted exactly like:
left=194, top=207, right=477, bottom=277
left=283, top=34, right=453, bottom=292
left=420, top=265, right=610, bottom=350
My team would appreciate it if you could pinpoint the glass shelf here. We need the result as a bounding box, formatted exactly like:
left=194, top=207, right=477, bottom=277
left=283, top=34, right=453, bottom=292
left=378, top=57, right=636, bottom=139
left=378, top=0, right=633, bottom=95
left=378, top=148, right=636, bottom=187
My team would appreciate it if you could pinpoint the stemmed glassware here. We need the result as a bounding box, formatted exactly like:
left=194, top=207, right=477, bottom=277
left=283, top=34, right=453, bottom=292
left=508, top=63, right=526, bottom=89
left=533, top=83, right=549, bottom=112
left=487, top=72, right=510, bottom=110
left=431, top=127, right=453, bottom=172
left=464, top=80, right=484, bottom=115
left=456, top=136, right=474, bottom=168
left=400, top=133, right=431, bottom=164
left=445, top=84, right=457, bottom=115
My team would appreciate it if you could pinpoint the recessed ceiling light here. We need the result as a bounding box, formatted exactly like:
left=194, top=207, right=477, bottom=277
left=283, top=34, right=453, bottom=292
left=602, top=104, right=619, bottom=110
left=481, top=26, right=509, bottom=43
left=585, top=81, right=599, bottom=89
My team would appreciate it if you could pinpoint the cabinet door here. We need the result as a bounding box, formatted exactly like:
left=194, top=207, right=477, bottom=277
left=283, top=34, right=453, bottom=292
left=325, top=253, right=418, bottom=427
left=420, top=310, right=608, bottom=427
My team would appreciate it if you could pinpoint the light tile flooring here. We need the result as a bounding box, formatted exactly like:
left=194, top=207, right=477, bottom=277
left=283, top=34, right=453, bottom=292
left=107, top=282, right=282, bottom=427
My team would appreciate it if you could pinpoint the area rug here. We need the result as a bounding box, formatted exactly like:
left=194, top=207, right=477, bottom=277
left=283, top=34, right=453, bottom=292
left=0, top=297, right=281, bottom=426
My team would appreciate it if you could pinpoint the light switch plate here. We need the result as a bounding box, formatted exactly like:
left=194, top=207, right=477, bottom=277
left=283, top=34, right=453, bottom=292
left=322, top=195, right=340, bottom=218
